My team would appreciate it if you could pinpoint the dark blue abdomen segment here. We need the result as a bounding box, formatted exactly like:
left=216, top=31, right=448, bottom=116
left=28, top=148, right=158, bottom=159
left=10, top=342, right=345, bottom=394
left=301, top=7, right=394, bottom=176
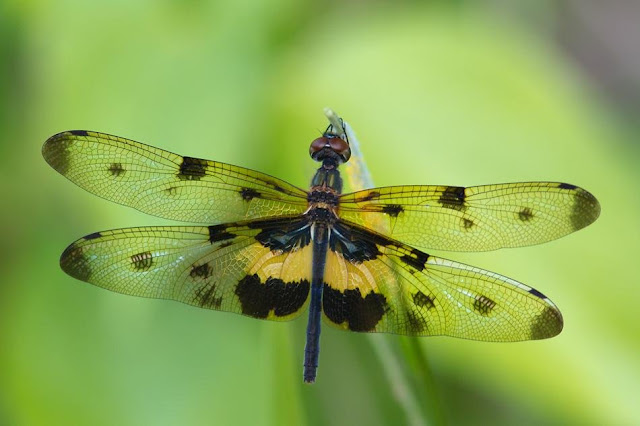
left=303, top=225, right=329, bottom=383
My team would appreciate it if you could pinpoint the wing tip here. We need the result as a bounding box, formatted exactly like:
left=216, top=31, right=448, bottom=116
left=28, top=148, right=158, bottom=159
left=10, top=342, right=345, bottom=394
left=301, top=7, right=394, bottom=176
left=59, top=240, right=93, bottom=283
left=530, top=305, right=564, bottom=340
left=42, top=131, right=91, bottom=174
left=570, top=185, right=601, bottom=231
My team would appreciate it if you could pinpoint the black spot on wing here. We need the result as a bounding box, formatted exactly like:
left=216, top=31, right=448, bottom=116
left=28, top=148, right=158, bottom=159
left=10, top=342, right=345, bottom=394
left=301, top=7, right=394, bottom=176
left=519, top=207, right=534, bottom=221
left=108, top=162, right=125, bottom=176
left=235, top=274, right=310, bottom=318
left=329, top=224, right=382, bottom=263
left=473, top=295, right=496, bottom=316
left=249, top=217, right=311, bottom=252
left=84, top=232, right=102, bottom=240
left=178, top=156, right=208, bottom=181
left=131, top=251, right=153, bottom=271
left=165, top=186, right=178, bottom=196
left=382, top=204, right=404, bottom=217
left=412, top=291, right=435, bottom=309
left=69, top=130, right=89, bottom=136
left=438, top=186, right=466, bottom=211
left=400, top=249, right=430, bottom=272
left=354, top=191, right=380, bottom=203
left=190, top=263, right=213, bottom=279
left=406, top=311, right=427, bottom=333
left=262, top=179, right=286, bottom=194
left=530, top=306, right=563, bottom=339
left=323, top=285, right=388, bottom=332
left=329, top=221, right=399, bottom=264
left=194, top=282, right=222, bottom=309
left=208, top=225, right=236, bottom=243
left=558, top=182, right=577, bottom=190
left=60, top=245, right=92, bottom=282
left=462, top=218, right=474, bottom=229
left=240, top=187, right=261, bottom=201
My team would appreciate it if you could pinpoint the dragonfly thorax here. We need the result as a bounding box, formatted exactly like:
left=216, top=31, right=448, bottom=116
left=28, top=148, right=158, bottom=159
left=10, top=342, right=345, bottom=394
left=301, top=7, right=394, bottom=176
left=308, top=163, right=342, bottom=220
left=305, top=206, right=337, bottom=226
left=310, top=168, right=342, bottom=194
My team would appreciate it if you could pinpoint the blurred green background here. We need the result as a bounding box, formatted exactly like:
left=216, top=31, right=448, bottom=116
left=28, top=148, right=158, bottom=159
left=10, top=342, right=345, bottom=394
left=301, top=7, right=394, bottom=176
left=1, top=1, right=639, bottom=425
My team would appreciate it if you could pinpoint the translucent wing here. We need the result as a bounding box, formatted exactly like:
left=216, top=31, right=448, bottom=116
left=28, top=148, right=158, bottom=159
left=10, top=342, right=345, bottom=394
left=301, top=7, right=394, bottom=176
left=43, top=131, right=308, bottom=223
left=322, top=220, right=562, bottom=340
left=339, top=182, right=600, bottom=252
left=60, top=216, right=313, bottom=321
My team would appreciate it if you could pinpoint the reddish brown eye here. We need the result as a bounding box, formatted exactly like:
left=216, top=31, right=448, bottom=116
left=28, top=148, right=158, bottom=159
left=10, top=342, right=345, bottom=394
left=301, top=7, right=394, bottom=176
left=309, top=137, right=329, bottom=157
left=329, top=138, right=351, bottom=162
left=309, top=136, right=351, bottom=162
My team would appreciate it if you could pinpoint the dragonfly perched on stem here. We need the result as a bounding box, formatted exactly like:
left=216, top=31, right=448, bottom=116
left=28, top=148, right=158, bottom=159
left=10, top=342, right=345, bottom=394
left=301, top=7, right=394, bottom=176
left=42, top=110, right=600, bottom=383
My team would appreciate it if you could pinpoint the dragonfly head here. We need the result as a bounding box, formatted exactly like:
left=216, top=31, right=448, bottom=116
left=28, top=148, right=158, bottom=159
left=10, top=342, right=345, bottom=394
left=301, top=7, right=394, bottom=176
left=309, top=136, right=351, bottom=165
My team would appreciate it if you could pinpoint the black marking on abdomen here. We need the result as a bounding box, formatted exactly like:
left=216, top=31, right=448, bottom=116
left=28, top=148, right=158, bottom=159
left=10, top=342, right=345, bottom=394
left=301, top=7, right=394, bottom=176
left=194, top=282, right=221, bottom=309
left=412, top=291, right=435, bottom=309
left=235, top=274, right=310, bottom=318
left=178, top=156, right=208, bottom=181
left=558, top=182, right=577, bottom=190
left=473, top=295, right=496, bottom=316
left=400, top=249, right=430, bottom=272
left=438, top=186, right=466, bottom=211
left=108, top=162, right=125, bottom=176
left=240, top=187, right=261, bottom=201
left=190, top=263, right=213, bottom=279
left=322, top=285, right=388, bottom=332
left=208, top=225, right=236, bottom=243
left=84, top=232, right=102, bottom=240
left=382, top=204, right=404, bottom=217
left=60, top=245, right=92, bottom=282
left=519, top=207, right=534, bottom=221
left=131, top=251, right=153, bottom=270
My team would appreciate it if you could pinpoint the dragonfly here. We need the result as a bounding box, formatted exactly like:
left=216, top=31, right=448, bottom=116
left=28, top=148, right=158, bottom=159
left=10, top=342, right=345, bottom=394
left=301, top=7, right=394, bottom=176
left=42, top=120, right=600, bottom=383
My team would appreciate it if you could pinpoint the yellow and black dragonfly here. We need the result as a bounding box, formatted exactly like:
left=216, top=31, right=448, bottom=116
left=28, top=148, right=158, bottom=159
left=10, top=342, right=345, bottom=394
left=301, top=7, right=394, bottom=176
left=42, top=120, right=600, bottom=383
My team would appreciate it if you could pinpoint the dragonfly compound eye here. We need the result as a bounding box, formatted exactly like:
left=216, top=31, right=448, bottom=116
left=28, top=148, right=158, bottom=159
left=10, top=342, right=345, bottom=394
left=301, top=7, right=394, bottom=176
left=309, top=136, right=351, bottom=162
left=329, top=137, right=351, bottom=162
left=309, top=137, right=329, bottom=159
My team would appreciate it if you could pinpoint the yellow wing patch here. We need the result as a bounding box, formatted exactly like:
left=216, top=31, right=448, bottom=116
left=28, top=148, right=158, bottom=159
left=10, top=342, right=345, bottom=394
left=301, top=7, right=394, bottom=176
left=42, top=130, right=308, bottom=224
left=321, top=220, right=562, bottom=341
left=60, top=219, right=312, bottom=322
left=339, top=182, right=600, bottom=252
